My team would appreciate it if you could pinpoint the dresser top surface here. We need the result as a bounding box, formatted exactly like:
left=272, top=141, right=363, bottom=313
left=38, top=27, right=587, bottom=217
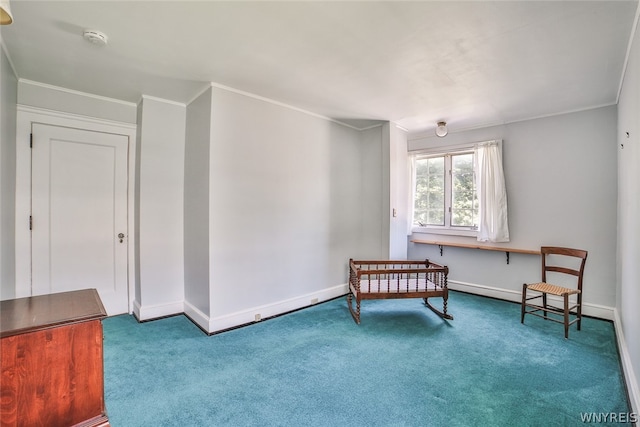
left=0, top=289, right=107, bottom=338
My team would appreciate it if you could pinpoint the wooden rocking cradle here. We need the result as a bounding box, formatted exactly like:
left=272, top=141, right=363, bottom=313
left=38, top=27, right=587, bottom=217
left=347, top=259, right=452, bottom=324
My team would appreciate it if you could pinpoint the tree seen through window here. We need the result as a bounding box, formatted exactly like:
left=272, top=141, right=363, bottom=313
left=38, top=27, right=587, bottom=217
left=413, top=152, right=478, bottom=229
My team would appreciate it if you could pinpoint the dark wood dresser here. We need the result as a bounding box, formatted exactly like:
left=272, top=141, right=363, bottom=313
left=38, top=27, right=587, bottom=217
left=0, top=289, right=110, bottom=427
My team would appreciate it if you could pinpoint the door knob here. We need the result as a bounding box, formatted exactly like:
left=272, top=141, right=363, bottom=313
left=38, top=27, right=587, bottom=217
left=118, top=233, right=125, bottom=243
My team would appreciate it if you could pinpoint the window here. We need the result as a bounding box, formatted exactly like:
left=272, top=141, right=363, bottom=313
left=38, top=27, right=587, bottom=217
left=410, top=140, right=510, bottom=242
left=412, top=149, right=478, bottom=235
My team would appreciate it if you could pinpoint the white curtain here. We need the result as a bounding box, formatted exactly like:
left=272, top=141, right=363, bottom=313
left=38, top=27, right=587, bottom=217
left=407, top=156, right=416, bottom=236
left=475, top=141, right=510, bottom=242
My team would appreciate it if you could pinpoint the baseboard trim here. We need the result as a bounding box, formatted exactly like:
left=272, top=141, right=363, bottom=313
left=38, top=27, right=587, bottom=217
left=614, top=308, right=640, bottom=414
left=207, top=284, right=349, bottom=333
left=132, top=299, right=184, bottom=321
left=448, top=280, right=614, bottom=320
left=183, top=300, right=210, bottom=333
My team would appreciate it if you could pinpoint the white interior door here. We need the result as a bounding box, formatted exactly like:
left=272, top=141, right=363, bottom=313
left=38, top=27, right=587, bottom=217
left=31, top=123, right=129, bottom=315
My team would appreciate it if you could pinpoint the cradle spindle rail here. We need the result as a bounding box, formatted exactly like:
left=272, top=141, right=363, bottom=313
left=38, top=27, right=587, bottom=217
left=347, top=259, right=453, bottom=324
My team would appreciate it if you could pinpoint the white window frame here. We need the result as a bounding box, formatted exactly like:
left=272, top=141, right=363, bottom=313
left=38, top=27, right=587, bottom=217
left=410, top=143, right=479, bottom=237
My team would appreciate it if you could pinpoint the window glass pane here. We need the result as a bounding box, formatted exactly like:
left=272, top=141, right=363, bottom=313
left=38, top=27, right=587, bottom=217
left=414, top=156, right=445, bottom=226
left=451, top=153, right=478, bottom=227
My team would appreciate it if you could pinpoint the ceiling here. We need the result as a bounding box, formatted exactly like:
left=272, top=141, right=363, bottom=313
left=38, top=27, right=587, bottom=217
left=1, top=1, right=638, bottom=134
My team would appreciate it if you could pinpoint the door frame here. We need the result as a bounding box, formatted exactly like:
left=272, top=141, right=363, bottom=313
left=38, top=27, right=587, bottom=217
left=15, top=105, right=137, bottom=313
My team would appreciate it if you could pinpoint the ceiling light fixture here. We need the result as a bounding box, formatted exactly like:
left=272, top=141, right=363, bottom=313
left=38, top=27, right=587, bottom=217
left=435, top=121, right=448, bottom=138
left=83, top=29, right=109, bottom=46
left=0, top=0, right=13, bottom=25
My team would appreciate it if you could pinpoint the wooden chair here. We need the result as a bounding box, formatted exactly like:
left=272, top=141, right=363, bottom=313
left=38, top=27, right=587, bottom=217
left=521, top=246, right=588, bottom=338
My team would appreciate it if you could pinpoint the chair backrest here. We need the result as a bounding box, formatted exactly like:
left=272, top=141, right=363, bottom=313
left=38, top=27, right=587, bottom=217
left=541, top=246, right=588, bottom=291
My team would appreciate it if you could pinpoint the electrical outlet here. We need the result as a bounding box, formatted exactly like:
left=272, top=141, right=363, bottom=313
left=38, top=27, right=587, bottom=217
left=311, top=298, right=319, bottom=304
left=255, top=314, right=261, bottom=322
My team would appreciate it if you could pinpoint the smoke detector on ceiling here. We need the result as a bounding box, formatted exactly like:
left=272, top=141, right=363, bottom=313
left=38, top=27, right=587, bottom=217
left=83, top=30, right=108, bottom=46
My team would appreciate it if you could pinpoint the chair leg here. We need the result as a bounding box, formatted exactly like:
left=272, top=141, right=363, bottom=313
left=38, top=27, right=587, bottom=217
left=577, top=293, right=582, bottom=331
left=543, top=293, right=548, bottom=319
left=520, top=283, right=527, bottom=323
left=564, top=293, right=570, bottom=339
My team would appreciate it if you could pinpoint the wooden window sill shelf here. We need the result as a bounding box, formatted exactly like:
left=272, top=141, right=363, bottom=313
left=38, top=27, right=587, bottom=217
left=410, top=239, right=540, bottom=264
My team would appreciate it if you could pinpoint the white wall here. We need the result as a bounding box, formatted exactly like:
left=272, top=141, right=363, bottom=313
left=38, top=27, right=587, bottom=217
left=18, top=80, right=136, bottom=124
left=203, top=86, right=372, bottom=332
left=617, top=12, right=640, bottom=413
left=184, top=88, right=212, bottom=326
left=180, top=85, right=392, bottom=332
left=134, top=96, right=186, bottom=320
left=360, top=125, right=389, bottom=259
left=4, top=76, right=390, bottom=331
left=359, top=122, right=409, bottom=260
left=0, top=45, right=17, bottom=300
left=388, top=123, right=409, bottom=259
left=408, top=106, right=618, bottom=318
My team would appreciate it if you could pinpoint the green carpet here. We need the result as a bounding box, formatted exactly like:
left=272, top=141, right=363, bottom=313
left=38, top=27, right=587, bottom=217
left=103, top=291, right=630, bottom=426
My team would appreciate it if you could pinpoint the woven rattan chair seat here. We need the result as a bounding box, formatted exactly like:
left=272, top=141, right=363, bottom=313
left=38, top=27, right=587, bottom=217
left=527, top=282, right=580, bottom=296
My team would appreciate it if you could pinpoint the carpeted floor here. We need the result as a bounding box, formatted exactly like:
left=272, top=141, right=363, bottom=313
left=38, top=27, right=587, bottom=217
left=102, top=291, right=630, bottom=426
